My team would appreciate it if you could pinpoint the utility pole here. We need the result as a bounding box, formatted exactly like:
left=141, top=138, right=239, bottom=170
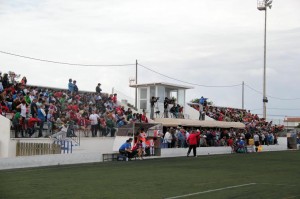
left=135, top=59, right=138, bottom=109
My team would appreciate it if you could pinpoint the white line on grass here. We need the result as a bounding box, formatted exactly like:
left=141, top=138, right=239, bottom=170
left=258, top=183, right=297, bottom=187
left=164, top=183, right=257, bottom=199
left=284, top=195, right=300, bottom=199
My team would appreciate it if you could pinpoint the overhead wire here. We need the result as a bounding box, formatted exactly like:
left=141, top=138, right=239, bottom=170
left=1, top=50, right=300, bottom=101
left=0, top=50, right=135, bottom=67
left=244, top=83, right=300, bottom=101
left=138, top=63, right=242, bottom=88
left=250, top=108, right=300, bottom=111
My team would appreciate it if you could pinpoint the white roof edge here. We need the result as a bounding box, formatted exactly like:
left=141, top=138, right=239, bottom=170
left=129, top=82, right=193, bottom=89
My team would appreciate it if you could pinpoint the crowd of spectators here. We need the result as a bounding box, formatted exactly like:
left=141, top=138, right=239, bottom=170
left=185, top=97, right=284, bottom=149
left=0, top=71, right=149, bottom=138
left=162, top=125, right=279, bottom=153
left=0, top=70, right=286, bottom=153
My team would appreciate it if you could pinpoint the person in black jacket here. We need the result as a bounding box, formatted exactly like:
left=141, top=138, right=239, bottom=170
left=96, top=83, right=102, bottom=94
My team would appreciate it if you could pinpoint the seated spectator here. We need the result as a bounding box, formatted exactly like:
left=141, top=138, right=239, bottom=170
left=132, top=140, right=143, bottom=160
left=106, top=116, right=116, bottom=137
left=116, top=116, right=127, bottom=128
left=119, top=138, right=134, bottom=158
left=99, top=116, right=108, bottom=136
left=78, top=115, right=90, bottom=137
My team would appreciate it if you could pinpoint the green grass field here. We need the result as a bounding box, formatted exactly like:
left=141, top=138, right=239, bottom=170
left=0, top=151, right=299, bottom=199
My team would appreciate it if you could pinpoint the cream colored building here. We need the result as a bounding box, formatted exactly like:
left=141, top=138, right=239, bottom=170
left=284, top=117, right=300, bottom=130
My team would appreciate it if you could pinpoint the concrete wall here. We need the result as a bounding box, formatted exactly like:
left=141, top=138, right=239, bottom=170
left=0, top=115, right=11, bottom=157
left=185, top=103, right=214, bottom=121
left=161, top=137, right=288, bottom=157
left=0, top=137, right=115, bottom=170
left=0, top=137, right=288, bottom=170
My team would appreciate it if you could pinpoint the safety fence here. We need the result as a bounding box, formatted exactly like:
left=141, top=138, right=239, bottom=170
left=16, top=142, right=61, bottom=156
left=53, top=140, right=73, bottom=154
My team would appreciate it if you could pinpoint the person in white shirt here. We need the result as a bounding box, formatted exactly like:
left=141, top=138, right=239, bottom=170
left=253, top=132, right=260, bottom=152
left=17, top=100, right=27, bottom=137
left=164, top=128, right=172, bottom=148
left=89, top=110, right=99, bottom=137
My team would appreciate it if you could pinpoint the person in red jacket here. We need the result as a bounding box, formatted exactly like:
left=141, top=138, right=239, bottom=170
left=187, top=130, right=201, bottom=157
left=27, top=115, right=41, bottom=137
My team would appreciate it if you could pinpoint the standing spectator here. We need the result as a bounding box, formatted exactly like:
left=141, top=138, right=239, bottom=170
left=89, top=110, right=99, bottom=137
left=46, top=104, right=56, bottom=136
left=163, top=97, right=169, bottom=118
left=30, top=98, right=38, bottom=117
left=16, top=100, right=27, bottom=137
left=37, top=105, right=46, bottom=137
left=27, top=115, right=41, bottom=137
left=21, top=77, right=27, bottom=85
left=187, top=130, right=201, bottom=157
left=138, top=128, right=147, bottom=151
left=164, top=128, right=172, bottom=148
left=0, top=71, right=3, bottom=92
left=68, top=79, right=74, bottom=93
left=2, top=73, right=9, bottom=89
left=227, top=137, right=234, bottom=152
left=199, top=103, right=204, bottom=120
left=73, top=80, right=78, bottom=94
left=245, top=131, right=251, bottom=145
left=12, top=112, right=21, bottom=138
left=150, top=96, right=158, bottom=120
left=175, top=129, right=185, bottom=148
left=96, top=83, right=102, bottom=94
left=199, top=96, right=207, bottom=105
left=253, top=132, right=260, bottom=152
left=112, top=93, right=117, bottom=105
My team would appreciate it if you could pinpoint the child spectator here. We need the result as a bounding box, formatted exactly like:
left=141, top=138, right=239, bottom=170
left=68, top=79, right=74, bottom=93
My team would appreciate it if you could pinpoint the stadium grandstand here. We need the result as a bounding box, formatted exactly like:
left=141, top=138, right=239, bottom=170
left=0, top=70, right=286, bottom=151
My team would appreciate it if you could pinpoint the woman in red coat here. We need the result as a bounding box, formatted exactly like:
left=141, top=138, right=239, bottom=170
left=187, top=130, right=201, bottom=157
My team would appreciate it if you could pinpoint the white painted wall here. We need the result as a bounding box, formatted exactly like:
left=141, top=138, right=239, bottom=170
left=184, top=103, right=214, bottom=121
left=0, top=115, right=11, bottom=157
left=0, top=137, right=288, bottom=170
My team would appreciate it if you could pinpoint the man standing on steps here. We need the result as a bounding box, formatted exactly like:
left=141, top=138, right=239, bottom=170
left=187, top=130, right=201, bottom=157
left=150, top=96, right=158, bottom=120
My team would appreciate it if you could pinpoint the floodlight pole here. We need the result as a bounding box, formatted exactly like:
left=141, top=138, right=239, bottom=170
left=242, top=81, right=244, bottom=109
left=263, top=4, right=267, bottom=120
left=258, top=0, right=272, bottom=119
left=135, top=59, right=138, bottom=109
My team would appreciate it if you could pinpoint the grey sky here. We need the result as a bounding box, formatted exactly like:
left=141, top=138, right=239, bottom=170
left=0, top=0, right=300, bottom=120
